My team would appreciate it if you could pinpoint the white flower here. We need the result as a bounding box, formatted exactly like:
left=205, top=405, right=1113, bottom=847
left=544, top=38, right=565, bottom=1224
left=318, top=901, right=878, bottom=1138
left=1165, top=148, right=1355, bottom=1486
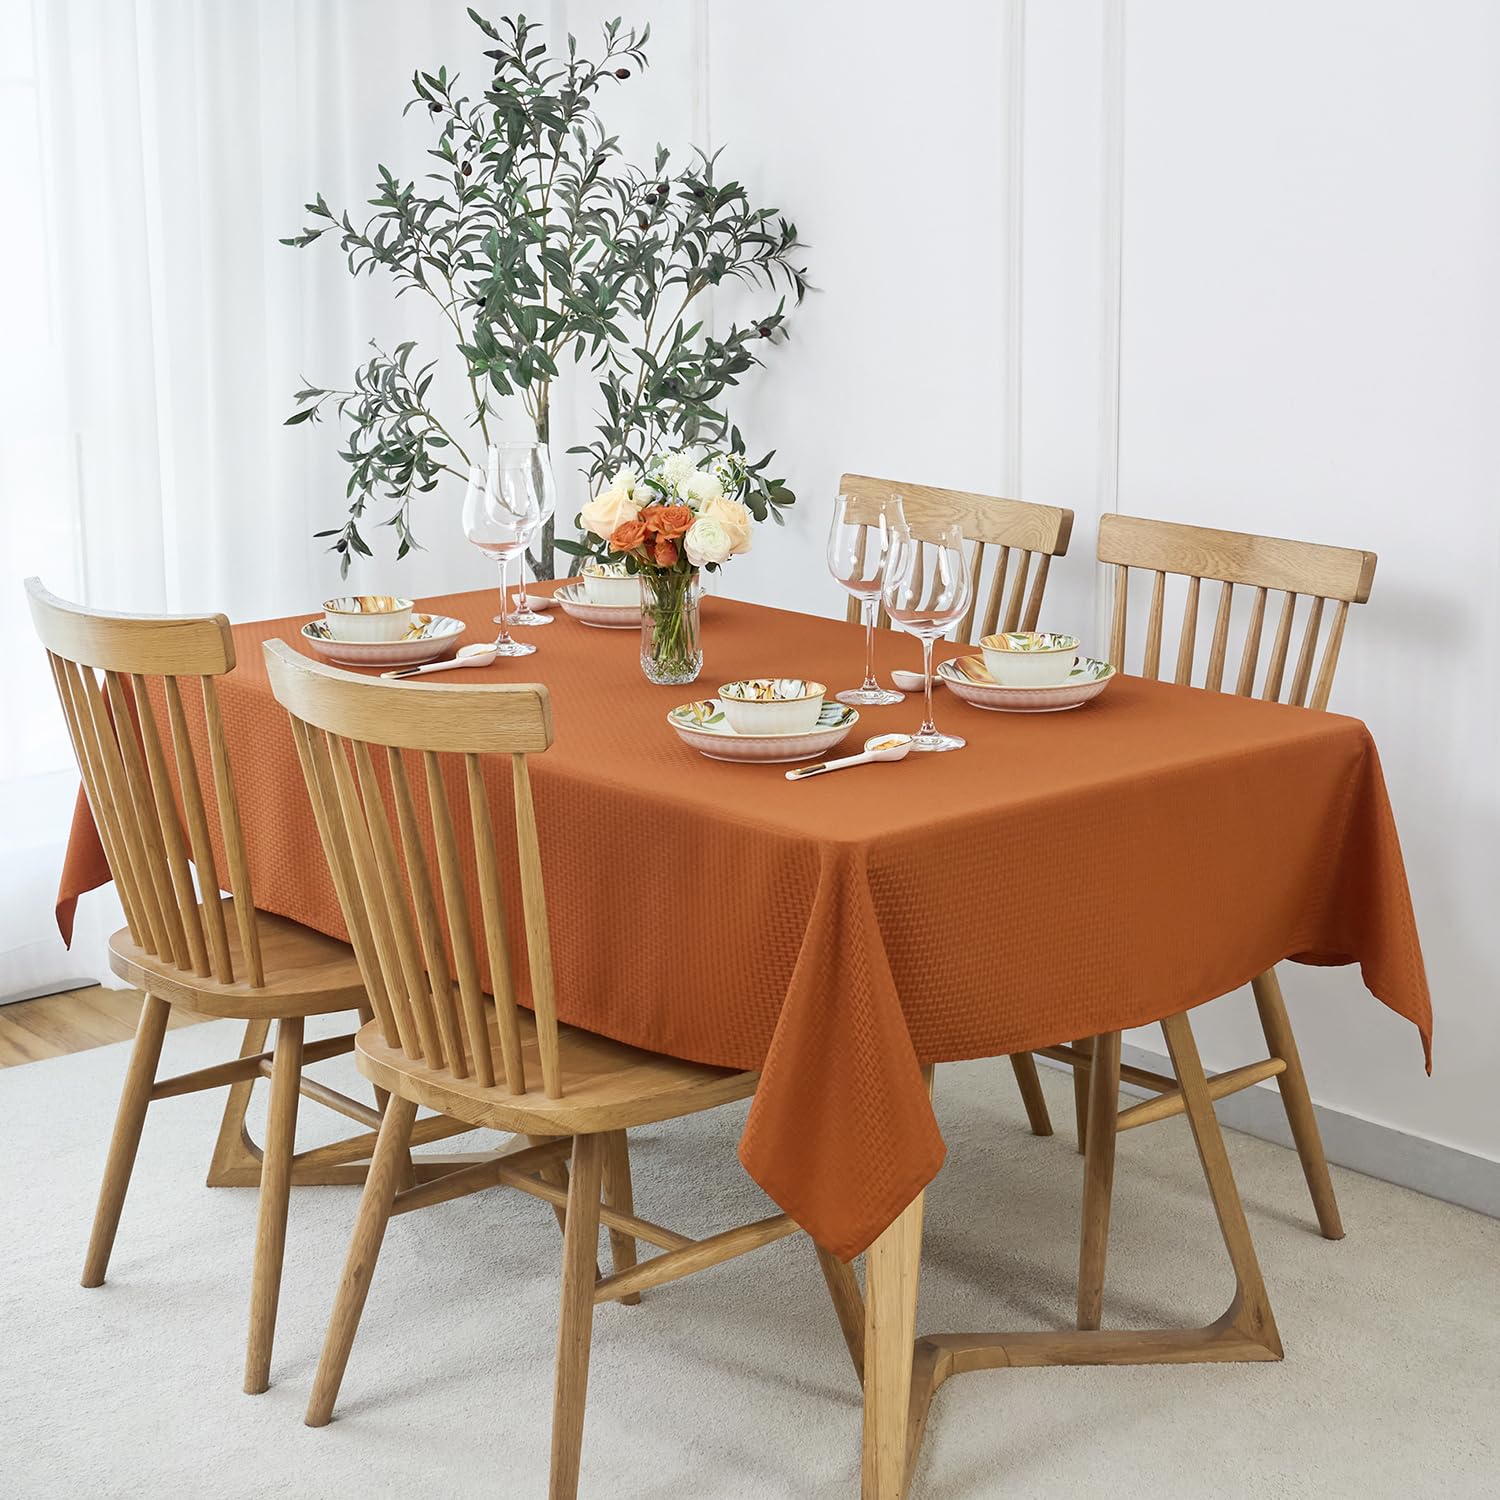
left=579, top=486, right=641, bottom=541
left=657, top=450, right=696, bottom=492
left=682, top=469, right=725, bottom=506
left=697, top=496, right=753, bottom=553
left=684, top=515, right=734, bottom=567
left=616, top=467, right=641, bottom=497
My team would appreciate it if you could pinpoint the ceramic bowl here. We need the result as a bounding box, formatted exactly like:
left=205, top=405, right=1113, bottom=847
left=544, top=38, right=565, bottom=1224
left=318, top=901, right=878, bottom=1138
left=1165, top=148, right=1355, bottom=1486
left=938, top=654, right=1115, bottom=713
left=717, top=678, right=826, bottom=735
left=979, top=630, right=1081, bottom=687
left=555, top=581, right=640, bottom=629
left=302, top=613, right=463, bottom=668
left=668, top=699, right=858, bottom=763
left=322, top=594, right=413, bottom=643
left=581, top=567, right=641, bottom=607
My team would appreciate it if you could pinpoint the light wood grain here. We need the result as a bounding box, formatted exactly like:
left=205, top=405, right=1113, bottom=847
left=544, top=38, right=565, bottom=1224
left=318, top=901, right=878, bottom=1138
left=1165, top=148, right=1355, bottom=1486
left=267, top=647, right=806, bottom=1484
left=838, top=473, right=1073, bottom=646
left=0, top=987, right=206, bottom=1069
left=24, top=579, right=416, bottom=1399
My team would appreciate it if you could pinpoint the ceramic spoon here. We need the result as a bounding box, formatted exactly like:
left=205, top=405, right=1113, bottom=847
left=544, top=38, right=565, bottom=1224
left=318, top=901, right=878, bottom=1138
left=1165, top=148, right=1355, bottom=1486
left=785, top=734, right=914, bottom=782
left=382, top=643, right=498, bottom=680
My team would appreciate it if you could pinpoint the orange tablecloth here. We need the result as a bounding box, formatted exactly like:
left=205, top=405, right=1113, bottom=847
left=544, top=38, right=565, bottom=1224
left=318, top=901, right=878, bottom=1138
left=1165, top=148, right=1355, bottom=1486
left=56, top=587, right=1431, bottom=1257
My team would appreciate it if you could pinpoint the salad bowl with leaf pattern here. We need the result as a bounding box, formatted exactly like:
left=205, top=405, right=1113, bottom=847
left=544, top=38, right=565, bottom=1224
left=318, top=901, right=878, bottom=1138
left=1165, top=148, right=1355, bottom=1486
left=668, top=698, right=858, bottom=763
left=938, top=654, right=1115, bottom=713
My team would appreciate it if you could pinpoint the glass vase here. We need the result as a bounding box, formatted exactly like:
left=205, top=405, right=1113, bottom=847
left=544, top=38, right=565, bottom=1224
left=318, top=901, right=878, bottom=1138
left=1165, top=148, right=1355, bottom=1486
left=640, top=568, right=703, bottom=685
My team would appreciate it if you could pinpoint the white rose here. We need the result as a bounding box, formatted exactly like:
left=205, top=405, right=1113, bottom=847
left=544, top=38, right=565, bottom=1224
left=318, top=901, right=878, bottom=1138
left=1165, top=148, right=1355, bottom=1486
left=697, top=496, right=753, bottom=554
left=683, top=469, right=725, bottom=506
left=684, top=515, right=734, bottom=567
left=579, top=486, right=641, bottom=541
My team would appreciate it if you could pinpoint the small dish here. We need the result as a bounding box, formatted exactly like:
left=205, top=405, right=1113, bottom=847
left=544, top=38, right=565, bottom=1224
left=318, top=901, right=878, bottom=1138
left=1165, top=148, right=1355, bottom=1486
left=717, top=678, right=826, bottom=735
left=322, top=594, right=413, bottom=643
left=581, top=565, right=641, bottom=607
left=301, top=613, right=464, bottom=668
left=979, top=630, right=1081, bottom=687
left=938, top=654, right=1115, bottom=713
left=668, top=699, right=858, bottom=763
left=890, top=668, right=928, bottom=692
left=556, top=581, right=640, bottom=629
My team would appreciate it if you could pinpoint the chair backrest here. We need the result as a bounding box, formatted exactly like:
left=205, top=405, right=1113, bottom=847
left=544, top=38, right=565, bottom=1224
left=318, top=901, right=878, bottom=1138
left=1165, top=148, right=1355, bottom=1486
left=25, top=577, right=263, bottom=985
left=1098, top=514, right=1377, bottom=710
left=263, top=640, right=559, bottom=1098
left=838, top=473, right=1074, bottom=643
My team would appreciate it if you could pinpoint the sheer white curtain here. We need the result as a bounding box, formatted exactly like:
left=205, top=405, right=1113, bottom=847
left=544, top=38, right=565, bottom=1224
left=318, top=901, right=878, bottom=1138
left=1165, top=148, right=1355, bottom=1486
left=0, top=0, right=499, bottom=998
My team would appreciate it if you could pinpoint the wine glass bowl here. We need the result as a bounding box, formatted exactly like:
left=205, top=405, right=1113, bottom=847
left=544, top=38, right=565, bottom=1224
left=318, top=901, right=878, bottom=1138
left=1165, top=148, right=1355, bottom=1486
left=827, top=491, right=907, bottom=706
left=463, top=447, right=544, bottom=657
left=882, top=521, right=972, bottom=752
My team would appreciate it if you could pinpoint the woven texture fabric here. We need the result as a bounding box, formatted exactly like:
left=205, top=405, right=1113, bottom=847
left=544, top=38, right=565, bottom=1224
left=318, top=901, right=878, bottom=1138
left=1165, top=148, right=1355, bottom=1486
left=55, top=586, right=1432, bottom=1258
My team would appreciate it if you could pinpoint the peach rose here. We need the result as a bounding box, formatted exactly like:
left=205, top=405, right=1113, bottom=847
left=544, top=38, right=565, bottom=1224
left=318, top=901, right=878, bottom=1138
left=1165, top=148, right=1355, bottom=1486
left=580, top=485, right=641, bottom=542
left=609, top=518, right=648, bottom=553
left=651, top=535, right=680, bottom=568
left=696, top=496, right=754, bottom=555
left=640, top=503, right=694, bottom=539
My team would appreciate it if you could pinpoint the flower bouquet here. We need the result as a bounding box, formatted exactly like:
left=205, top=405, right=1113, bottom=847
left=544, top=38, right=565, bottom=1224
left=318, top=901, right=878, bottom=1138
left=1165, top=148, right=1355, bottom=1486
left=577, top=448, right=761, bottom=684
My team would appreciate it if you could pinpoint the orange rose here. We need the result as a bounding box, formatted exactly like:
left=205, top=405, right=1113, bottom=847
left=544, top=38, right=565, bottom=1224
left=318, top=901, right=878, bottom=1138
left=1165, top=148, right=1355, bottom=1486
left=640, top=503, right=694, bottom=539
left=651, top=535, right=680, bottom=568
left=609, top=519, right=648, bottom=553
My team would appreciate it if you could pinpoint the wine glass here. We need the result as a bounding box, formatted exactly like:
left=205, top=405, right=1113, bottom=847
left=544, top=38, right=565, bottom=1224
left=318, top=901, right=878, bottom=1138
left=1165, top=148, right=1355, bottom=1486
left=463, top=447, right=541, bottom=657
left=506, top=441, right=557, bottom=627
left=882, top=520, right=972, bottom=751
left=826, top=491, right=907, bottom=706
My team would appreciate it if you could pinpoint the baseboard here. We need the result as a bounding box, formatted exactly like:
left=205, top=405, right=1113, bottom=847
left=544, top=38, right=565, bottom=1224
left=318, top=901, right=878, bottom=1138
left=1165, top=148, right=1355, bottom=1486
left=1037, top=1043, right=1500, bottom=1221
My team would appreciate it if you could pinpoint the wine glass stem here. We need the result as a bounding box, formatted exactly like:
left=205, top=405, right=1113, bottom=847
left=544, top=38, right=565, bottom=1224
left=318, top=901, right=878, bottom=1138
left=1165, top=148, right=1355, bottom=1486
left=920, top=637, right=937, bottom=737
left=495, top=559, right=515, bottom=647
left=861, top=598, right=879, bottom=690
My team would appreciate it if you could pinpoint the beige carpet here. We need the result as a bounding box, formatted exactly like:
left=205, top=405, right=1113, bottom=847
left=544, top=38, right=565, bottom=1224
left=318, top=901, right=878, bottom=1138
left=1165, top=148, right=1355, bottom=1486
left=1, top=1016, right=1495, bottom=1499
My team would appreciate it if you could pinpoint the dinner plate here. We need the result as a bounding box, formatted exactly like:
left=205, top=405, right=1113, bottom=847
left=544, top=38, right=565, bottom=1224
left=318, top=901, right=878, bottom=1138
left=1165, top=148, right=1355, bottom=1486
left=300, top=613, right=464, bottom=668
left=937, top=654, right=1115, bottom=713
left=555, top=581, right=640, bottom=629
left=668, top=698, right=859, bottom=763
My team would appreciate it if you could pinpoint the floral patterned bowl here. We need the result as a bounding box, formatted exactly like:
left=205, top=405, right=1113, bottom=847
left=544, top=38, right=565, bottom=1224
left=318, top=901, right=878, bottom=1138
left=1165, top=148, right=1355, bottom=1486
left=717, top=678, right=826, bottom=735
left=979, top=630, right=1081, bottom=687
left=321, top=594, right=414, bottom=642
left=939, top=654, right=1115, bottom=713
left=669, top=699, right=857, bottom=763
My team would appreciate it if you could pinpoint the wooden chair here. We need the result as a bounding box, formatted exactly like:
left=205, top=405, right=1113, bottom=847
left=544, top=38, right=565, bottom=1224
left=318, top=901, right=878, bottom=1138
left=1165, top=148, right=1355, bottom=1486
left=839, top=473, right=1075, bottom=1140
left=22, top=578, right=449, bottom=1396
left=1032, top=515, right=1376, bottom=1330
left=263, top=642, right=801, bottom=1498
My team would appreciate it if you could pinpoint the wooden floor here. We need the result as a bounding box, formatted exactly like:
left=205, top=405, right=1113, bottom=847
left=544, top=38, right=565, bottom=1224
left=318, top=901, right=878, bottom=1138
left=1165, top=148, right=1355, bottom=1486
left=0, top=986, right=207, bottom=1068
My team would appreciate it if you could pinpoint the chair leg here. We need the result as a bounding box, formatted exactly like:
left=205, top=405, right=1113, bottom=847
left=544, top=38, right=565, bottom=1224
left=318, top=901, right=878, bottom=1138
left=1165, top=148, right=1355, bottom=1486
left=305, top=1093, right=418, bottom=1427
left=1009, top=1053, right=1053, bottom=1136
left=82, top=991, right=171, bottom=1288
left=599, top=1131, right=641, bottom=1306
left=207, top=1018, right=271, bottom=1186
left=815, top=1244, right=866, bottom=1384
left=1251, top=968, right=1344, bottom=1239
left=529, top=1134, right=572, bottom=1236
left=245, top=1015, right=305, bottom=1394
left=1072, top=1037, right=1094, bottom=1154
left=1077, top=1031, right=1121, bottom=1330
left=549, top=1133, right=606, bottom=1500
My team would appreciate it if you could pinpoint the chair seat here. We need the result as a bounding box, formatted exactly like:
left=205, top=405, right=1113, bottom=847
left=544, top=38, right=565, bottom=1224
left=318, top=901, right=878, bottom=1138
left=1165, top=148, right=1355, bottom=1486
left=108, top=901, right=367, bottom=1018
left=356, top=1012, right=759, bottom=1136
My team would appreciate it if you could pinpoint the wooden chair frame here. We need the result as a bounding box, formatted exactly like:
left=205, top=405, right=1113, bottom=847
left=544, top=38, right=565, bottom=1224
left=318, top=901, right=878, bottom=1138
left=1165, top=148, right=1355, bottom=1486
left=23, top=578, right=462, bottom=1396
left=264, top=643, right=799, bottom=1497
left=1026, top=514, right=1374, bottom=1334
left=838, top=475, right=1074, bottom=1142
left=838, top=473, right=1075, bottom=644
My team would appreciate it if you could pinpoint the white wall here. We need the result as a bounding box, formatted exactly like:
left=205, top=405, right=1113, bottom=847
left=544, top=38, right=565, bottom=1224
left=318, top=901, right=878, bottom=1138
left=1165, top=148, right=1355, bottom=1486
left=561, top=1, right=1498, bottom=1164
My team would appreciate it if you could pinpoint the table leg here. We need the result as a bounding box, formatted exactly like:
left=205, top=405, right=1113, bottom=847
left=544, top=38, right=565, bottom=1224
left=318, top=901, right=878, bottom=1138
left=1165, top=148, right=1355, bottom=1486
left=862, top=1186, right=925, bottom=1500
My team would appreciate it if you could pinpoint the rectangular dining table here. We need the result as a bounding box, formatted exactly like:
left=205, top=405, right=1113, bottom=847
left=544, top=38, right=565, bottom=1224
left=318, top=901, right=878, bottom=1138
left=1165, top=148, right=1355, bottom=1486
left=55, top=582, right=1431, bottom=1497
